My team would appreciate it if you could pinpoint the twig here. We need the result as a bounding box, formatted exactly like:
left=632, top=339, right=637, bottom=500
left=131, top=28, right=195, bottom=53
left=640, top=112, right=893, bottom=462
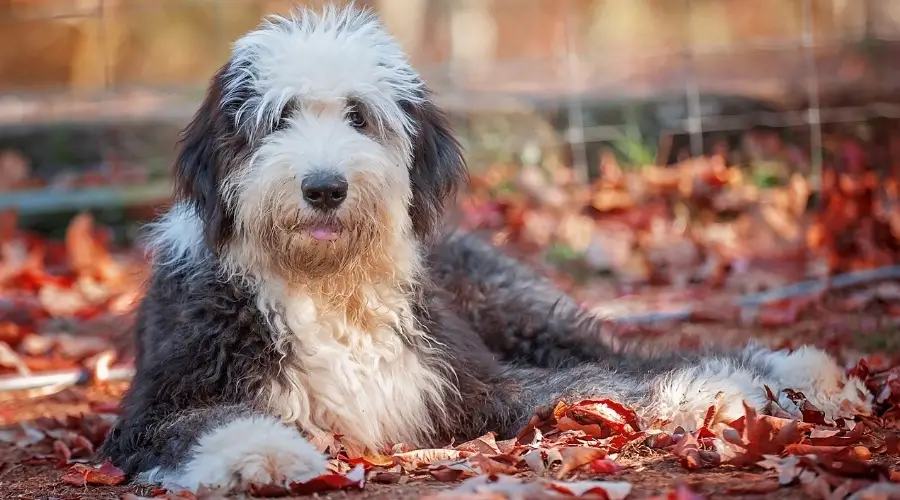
left=0, top=366, right=134, bottom=393
left=608, top=264, right=900, bottom=325
left=736, top=265, right=900, bottom=308
left=0, top=382, right=73, bottom=402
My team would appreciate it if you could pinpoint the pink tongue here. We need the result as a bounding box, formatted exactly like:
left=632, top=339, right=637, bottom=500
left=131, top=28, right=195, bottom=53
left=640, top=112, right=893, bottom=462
left=310, top=226, right=340, bottom=241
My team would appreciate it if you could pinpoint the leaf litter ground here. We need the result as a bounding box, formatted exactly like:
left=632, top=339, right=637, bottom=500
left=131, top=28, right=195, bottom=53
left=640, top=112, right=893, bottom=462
left=0, top=150, right=899, bottom=499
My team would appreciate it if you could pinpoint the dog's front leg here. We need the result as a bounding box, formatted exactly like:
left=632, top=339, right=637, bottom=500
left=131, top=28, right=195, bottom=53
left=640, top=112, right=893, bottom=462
left=99, top=403, right=329, bottom=492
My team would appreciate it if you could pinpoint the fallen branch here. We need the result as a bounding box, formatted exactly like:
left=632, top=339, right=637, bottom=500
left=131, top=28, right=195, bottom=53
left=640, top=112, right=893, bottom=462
left=603, top=264, right=900, bottom=325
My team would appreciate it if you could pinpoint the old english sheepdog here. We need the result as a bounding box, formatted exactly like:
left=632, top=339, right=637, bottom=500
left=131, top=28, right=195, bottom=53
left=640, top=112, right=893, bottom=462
left=99, top=4, right=873, bottom=492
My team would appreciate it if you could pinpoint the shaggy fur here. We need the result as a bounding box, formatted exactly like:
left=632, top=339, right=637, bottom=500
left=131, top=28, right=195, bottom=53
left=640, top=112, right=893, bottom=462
left=99, top=4, right=873, bottom=492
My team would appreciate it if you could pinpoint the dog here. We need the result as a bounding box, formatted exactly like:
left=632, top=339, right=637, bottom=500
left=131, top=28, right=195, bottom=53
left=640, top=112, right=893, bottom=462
left=98, top=4, right=873, bottom=493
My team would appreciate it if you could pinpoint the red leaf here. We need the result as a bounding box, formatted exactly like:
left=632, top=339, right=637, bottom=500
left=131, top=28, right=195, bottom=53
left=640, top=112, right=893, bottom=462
left=565, top=399, right=642, bottom=435
left=288, top=464, right=365, bottom=495
left=590, top=459, right=622, bottom=474
left=61, top=460, right=126, bottom=486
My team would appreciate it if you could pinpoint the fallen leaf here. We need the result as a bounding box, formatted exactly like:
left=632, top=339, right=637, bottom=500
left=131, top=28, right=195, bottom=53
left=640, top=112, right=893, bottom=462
left=393, top=449, right=470, bottom=469
left=556, top=416, right=606, bottom=438
left=556, top=447, right=607, bottom=479
left=522, top=449, right=546, bottom=474
left=546, top=479, right=633, bottom=499
left=469, top=454, right=519, bottom=476
left=61, top=460, right=126, bottom=486
left=672, top=432, right=719, bottom=470
left=565, top=399, right=642, bottom=435
left=248, top=464, right=365, bottom=496
left=429, top=459, right=478, bottom=482
left=456, top=433, right=502, bottom=455
left=590, top=459, right=622, bottom=474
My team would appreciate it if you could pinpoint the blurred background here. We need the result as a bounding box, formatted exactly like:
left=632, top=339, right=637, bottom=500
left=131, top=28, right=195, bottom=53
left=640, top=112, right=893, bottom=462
left=0, top=0, right=898, bottom=335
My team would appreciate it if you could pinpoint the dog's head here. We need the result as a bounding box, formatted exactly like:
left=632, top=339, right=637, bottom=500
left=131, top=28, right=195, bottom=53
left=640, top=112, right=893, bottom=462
left=170, top=5, right=466, bottom=281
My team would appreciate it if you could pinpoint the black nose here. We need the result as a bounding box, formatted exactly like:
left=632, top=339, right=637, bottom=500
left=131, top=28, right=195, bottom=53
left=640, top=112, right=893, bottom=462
left=302, top=173, right=348, bottom=210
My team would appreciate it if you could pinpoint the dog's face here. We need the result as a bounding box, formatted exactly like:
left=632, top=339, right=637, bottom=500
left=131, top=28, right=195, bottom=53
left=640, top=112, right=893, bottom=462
left=173, top=6, right=466, bottom=280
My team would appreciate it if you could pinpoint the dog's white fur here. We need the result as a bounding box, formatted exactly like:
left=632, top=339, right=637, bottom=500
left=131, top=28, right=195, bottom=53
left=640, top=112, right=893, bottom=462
left=142, top=3, right=873, bottom=492
left=259, top=279, right=452, bottom=450
left=142, top=415, right=329, bottom=491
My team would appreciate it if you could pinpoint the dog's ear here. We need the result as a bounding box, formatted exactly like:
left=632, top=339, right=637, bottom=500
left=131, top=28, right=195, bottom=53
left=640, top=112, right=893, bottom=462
left=173, top=67, right=245, bottom=253
left=404, top=92, right=469, bottom=240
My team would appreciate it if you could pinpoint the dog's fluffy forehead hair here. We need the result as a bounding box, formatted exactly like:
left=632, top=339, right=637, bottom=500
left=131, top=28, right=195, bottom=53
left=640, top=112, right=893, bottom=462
left=223, top=4, right=423, bottom=138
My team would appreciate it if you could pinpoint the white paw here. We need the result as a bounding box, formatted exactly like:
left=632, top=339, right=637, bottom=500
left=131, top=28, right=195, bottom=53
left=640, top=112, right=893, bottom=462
left=166, top=415, right=329, bottom=492
left=746, top=344, right=874, bottom=420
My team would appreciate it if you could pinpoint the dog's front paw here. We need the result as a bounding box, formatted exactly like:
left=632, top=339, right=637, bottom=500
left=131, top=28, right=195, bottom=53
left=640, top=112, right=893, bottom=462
left=750, top=345, right=874, bottom=420
left=169, top=415, right=329, bottom=492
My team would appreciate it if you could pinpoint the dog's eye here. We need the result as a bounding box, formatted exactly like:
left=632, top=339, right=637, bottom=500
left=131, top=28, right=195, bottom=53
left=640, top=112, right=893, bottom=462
left=347, top=108, right=366, bottom=129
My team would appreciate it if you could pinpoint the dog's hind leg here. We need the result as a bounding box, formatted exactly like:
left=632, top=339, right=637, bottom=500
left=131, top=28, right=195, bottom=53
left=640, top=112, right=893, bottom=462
left=429, top=231, right=616, bottom=368
left=498, top=344, right=872, bottom=435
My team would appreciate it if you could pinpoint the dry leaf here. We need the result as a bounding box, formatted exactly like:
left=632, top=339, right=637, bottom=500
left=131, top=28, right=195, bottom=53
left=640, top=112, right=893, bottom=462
left=556, top=447, right=607, bottom=479
left=61, top=461, right=126, bottom=486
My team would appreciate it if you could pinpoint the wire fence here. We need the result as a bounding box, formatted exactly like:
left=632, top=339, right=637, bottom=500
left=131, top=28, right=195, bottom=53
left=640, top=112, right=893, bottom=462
left=0, top=0, right=899, bottom=216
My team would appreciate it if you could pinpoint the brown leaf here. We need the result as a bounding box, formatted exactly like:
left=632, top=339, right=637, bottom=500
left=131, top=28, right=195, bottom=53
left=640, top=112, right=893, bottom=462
left=556, top=416, right=606, bottom=438
left=556, top=447, right=607, bottom=479
left=673, top=433, right=718, bottom=471
left=429, top=461, right=477, bottom=483
left=881, top=432, right=900, bottom=456
left=346, top=451, right=393, bottom=469
left=727, top=402, right=812, bottom=465
left=515, top=415, right=547, bottom=446
left=783, top=444, right=868, bottom=459
left=61, top=460, right=126, bottom=486
left=469, top=454, right=519, bottom=476
left=392, top=449, right=471, bottom=470
left=455, top=433, right=502, bottom=455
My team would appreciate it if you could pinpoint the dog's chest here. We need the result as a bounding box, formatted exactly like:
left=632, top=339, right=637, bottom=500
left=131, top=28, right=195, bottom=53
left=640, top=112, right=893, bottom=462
left=264, top=290, right=446, bottom=451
